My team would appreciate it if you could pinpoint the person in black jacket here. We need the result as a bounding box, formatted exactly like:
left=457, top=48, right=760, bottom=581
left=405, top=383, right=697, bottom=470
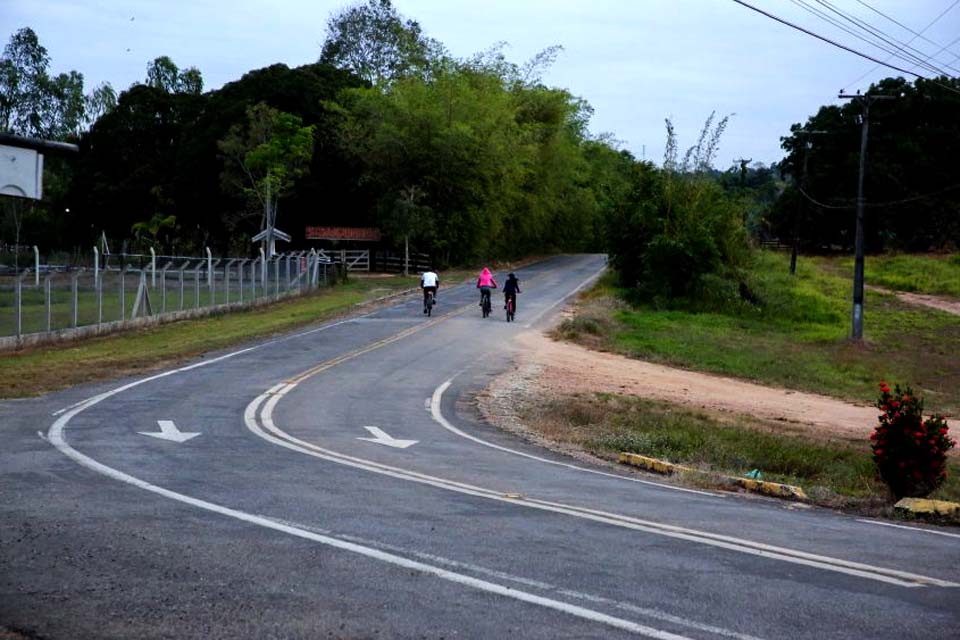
left=503, top=273, right=521, bottom=314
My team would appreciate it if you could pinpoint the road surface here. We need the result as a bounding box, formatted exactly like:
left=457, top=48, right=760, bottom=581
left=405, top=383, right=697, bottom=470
left=1, top=254, right=958, bottom=639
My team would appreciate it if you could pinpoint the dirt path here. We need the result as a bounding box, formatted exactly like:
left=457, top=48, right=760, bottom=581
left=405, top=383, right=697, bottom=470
left=868, top=285, right=960, bottom=316
left=483, top=331, right=912, bottom=445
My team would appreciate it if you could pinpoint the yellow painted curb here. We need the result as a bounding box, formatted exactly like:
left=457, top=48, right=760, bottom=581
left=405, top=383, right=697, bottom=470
left=732, top=477, right=808, bottom=501
left=617, top=452, right=807, bottom=501
left=894, top=498, right=960, bottom=518
left=618, top=452, right=691, bottom=475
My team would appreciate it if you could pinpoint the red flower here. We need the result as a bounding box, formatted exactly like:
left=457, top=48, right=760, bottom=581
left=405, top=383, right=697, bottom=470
left=891, top=400, right=900, bottom=409
left=870, top=432, right=877, bottom=440
left=875, top=449, right=884, bottom=456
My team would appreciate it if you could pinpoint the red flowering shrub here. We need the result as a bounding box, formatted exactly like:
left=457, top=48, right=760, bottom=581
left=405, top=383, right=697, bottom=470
left=871, top=381, right=956, bottom=499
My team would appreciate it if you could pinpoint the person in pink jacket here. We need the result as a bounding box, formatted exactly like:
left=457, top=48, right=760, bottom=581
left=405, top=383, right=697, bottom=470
left=476, top=267, right=498, bottom=309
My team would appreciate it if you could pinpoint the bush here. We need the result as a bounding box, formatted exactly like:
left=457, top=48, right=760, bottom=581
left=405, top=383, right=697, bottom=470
left=870, top=382, right=956, bottom=499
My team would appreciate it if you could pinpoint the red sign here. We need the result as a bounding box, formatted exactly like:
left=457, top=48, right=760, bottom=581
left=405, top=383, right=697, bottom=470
left=305, top=227, right=381, bottom=242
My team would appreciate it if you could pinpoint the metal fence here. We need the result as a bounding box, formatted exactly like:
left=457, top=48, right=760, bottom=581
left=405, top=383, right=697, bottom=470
left=0, top=249, right=340, bottom=349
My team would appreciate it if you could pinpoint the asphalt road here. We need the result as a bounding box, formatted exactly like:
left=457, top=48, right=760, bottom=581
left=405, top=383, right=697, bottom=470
left=1, top=254, right=958, bottom=639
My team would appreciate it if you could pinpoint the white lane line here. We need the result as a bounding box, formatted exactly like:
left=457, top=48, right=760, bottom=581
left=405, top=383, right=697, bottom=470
left=430, top=379, right=718, bottom=498
left=856, top=519, right=960, bottom=540
left=263, top=516, right=766, bottom=640
left=523, top=265, right=606, bottom=328
left=250, top=386, right=957, bottom=588
left=49, top=403, right=691, bottom=639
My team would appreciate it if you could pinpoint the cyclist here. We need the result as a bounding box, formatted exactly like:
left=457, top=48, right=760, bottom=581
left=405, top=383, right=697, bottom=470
left=476, top=267, right=497, bottom=310
left=420, top=267, right=439, bottom=314
left=503, top=272, right=521, bottom=314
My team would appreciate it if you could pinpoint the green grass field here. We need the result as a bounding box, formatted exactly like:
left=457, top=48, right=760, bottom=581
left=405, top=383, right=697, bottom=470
left=556, top=251, right=960, bottom=415
left=0, top=274, right=417, bottom=398
left=819, top=253, right=960, bottom=297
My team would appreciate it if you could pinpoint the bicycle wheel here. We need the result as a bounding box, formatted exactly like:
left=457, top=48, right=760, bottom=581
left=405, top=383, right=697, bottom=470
left=506, top=300, right=514, bottom=322
left=426, top=294, right=433, bottom=317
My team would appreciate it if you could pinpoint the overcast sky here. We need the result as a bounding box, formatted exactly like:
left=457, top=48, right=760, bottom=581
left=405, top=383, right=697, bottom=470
left=3, top=1, right=959, bottom=167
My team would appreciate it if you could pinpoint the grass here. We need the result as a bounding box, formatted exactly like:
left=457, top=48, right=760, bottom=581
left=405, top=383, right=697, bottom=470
left=555, top=251, right=960, bottom=415
left=525, top=392, right=960, bottom=510
left=823, top=253, right=960, bottom=297
left=0, top=274, right=417, bottom=398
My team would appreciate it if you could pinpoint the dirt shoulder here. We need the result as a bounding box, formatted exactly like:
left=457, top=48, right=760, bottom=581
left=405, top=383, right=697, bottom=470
left=481, top=330, right=883, bottom=446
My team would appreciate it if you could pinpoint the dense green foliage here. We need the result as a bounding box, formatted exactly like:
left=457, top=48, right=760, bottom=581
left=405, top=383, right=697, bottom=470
left=771, top=76, right=960, bottom=252
left=605, top=115, right=752, bottom=299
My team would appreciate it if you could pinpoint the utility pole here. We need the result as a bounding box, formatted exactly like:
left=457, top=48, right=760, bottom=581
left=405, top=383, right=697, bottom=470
left=837, top=92, right=895, bottom=340
left=789, top=130, right=826, bottom=276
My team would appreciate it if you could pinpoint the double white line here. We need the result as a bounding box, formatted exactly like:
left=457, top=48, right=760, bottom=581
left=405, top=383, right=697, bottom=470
left=247, top=382, right=959, bottom=590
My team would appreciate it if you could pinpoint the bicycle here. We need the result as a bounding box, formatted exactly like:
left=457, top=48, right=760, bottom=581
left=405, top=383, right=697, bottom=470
left=424, top=290, right=435, bottom=317
left=505, top=295, right=515, bottom=322
left=480, top=289, right=491, bottom=318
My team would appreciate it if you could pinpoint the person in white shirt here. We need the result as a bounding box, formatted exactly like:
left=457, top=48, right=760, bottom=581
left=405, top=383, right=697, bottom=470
left=420, top=268, right=439, bottom=314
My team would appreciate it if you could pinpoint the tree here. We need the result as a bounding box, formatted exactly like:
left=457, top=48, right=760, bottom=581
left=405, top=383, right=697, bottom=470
left=320, top=0, right=443, bottom=85
left=772, top=76, right=960, bottom=251
left=0, top=27, right=50, bottom=136
left=146, top=56, right=204, bottom=94
left=0, top=27, right=117, bottom=139
left=218, top=103, right=315, bottom=255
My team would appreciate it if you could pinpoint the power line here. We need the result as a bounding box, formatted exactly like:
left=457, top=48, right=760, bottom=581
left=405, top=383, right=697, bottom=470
left=844, top=0, right=960, bottom=87
left=852, top=0, right=960, bottom=58
left=729, top=0, right=926, bottom=78
left=787, top=0, right=956, bottom=77
left=728, top=0, right=960, bottom=95
left=797, top=182, right=960, bottom=210
left=812, top=0, right=960, bottom=75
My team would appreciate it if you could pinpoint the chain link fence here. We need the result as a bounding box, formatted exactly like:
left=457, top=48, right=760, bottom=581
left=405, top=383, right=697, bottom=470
left=0, top=249, right=344, bottom=349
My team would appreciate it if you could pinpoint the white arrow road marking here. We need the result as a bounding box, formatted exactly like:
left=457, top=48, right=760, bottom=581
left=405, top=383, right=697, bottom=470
left=357, top=426, right=418, bottom=449
left=139, top=420, right=201, bottom=443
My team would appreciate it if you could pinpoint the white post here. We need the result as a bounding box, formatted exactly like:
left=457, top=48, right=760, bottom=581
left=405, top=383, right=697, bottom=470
left=93, top=246, right=99, bottom=289
left=34, top=245, right=40, bottom=286
left=150, top=247, right=156, bottom=288
left=206, top=247, right=213, bottom=287
left=259, top=247, right=266, bottom=296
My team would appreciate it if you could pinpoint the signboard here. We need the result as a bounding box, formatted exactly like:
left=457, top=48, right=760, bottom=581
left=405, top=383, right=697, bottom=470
left=0, top=144, right=43, bottom=199
left=305, top=226, right=382, bottom=242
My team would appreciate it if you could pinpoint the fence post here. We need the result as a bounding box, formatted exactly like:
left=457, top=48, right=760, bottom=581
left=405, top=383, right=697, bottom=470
left=93, top=246, right=99, bottom=290
left=34, top=245, right=40, bottom=287
left=274, top=257, right=280, bottom=300
left=120, top=266, right=127, bottom=321
left=178, top=262, right=188, bottom=311
left=150, top=247, right=156, bottom=288
left=259, top=247, right=266, bottom=297
left=97, top=266, right=103, bottom=326
left=161, top=263, right=171, bottom=313
left=194, top=262, right=201, bottom=309
left=238, top=259, right=246, bottom=303
left=226, top=259, right=236, bottom=305
left=71, top=270, right=79, bottom=328
left=15, top=272, right=24, bottom=341
left=45, top=273, right=52, bottom=332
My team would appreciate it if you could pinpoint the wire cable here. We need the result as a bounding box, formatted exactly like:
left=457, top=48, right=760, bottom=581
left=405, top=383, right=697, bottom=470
left=813, top=0, right=960, bottom=75
left=844, top=0, right=960, bottom=87
left=729, top=0, right=960, bottom=95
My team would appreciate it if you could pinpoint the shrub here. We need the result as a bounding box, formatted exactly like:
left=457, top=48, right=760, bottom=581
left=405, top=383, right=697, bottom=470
left=870, top=381, right=956, bottom=499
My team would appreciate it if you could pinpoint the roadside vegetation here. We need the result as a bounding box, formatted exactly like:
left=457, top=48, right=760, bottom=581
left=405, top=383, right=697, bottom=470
left=825, top=253, right=960, bottom=297
left=0, top=275, right=416, bottom=398
left=556, top=251, right=960, bottom=415
left=521, top=391, right=960, bottom=511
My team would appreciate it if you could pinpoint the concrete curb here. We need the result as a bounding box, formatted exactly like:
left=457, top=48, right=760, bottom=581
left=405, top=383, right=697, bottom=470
left=894, top=497, right=960, bottom=519
left=618, top=451, right=808, bottom=501
left=618, top=452, right=692, bottom=475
